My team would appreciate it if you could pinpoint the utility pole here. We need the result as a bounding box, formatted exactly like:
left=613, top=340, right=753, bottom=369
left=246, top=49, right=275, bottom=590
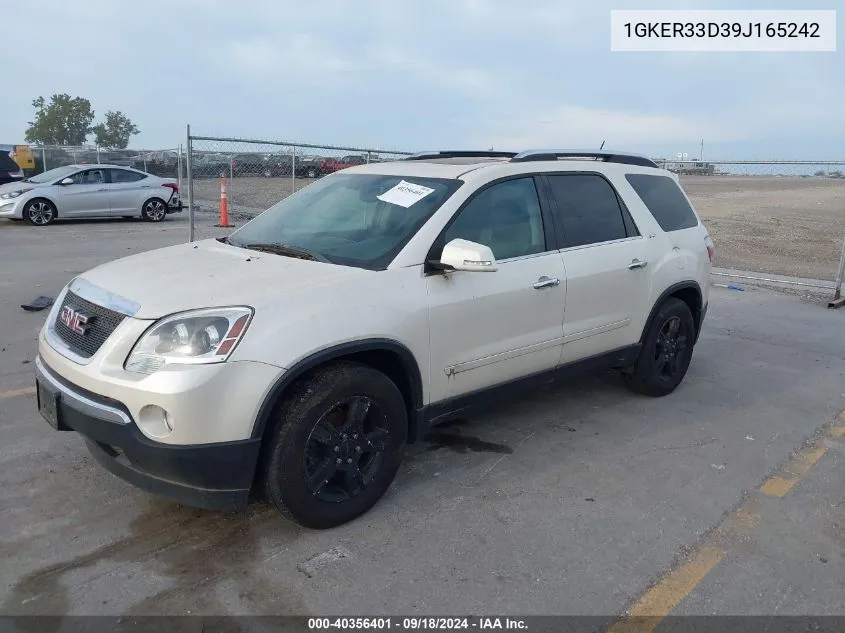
left=700, top=138, right=704, bottom=161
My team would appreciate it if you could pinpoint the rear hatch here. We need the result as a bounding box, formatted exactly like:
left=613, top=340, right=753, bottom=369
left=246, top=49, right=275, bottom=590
left=0, top=151, right=24, bottom=184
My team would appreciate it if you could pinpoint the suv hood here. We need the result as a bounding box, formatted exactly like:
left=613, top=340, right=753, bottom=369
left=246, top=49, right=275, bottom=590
left=76, top=238, right=368, bottom=319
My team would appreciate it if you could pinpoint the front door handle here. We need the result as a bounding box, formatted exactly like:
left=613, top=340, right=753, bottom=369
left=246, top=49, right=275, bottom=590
left=97, top=188, right=108, bottom=192
left=628, top=259, right=648, bottom=270
left=533, top=276, right=561, bottom=289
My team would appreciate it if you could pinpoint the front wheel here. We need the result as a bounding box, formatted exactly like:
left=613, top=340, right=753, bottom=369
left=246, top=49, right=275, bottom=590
left=625, top=297, right=696, bottom=397
left=24, top=199, right=56, bottom=226
left=141, top=198, right=167, bottom=222
left=262, top=361, right=408, bottom=529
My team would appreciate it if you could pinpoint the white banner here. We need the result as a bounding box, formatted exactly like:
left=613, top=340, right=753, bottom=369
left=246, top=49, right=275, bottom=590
left=611, top=10, right=837, bottom=52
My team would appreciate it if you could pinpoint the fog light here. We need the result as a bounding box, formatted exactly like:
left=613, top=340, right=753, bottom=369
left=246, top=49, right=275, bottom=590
left=138, top=404, right=173, bottom=438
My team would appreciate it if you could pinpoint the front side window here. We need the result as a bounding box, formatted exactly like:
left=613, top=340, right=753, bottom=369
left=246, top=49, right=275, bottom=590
left=438, top=177, right=546, bottom=261
left=227, top=173, right=463, bottom=270
left=70, top=169, right=107, bottom=185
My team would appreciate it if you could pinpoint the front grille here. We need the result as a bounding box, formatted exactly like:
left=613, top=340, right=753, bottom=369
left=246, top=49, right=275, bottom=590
left=54, top=290, right=125, bottom=359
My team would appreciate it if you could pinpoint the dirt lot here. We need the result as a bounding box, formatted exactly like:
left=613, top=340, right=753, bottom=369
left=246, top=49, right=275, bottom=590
left=192, top=174, right=845, bottom=282
left=1, top=214, right=844, bottom=621
left=681, top=176, right=845, bottom=281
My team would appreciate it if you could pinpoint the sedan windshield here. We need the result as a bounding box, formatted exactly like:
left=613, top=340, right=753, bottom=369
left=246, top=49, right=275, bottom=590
left=226, top=173, right=462, bottom=269
left=26, top=165, right=78, bottom=184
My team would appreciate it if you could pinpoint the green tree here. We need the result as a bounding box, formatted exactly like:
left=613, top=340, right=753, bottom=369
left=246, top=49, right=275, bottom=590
left=93, top=110, right=140, bottom=149
left=24, top=94, right=95, bottom=145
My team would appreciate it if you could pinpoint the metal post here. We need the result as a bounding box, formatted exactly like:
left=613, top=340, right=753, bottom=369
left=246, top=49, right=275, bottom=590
left=291, top=146, right=296, bottom=194
left=96, top=145, right=101, bottom=164
left=186, top=125, right=195, bottom=243
left=366, top=151, right=371, bottom=164
left=177, top=144, right=183, bottom=196
left=42, top=146, right=47, bottom=173
left=229, top=157, right=234, bottom=212
left=143, top=156, right=148, bottom=172
left=829, top=234, right=845, bottom=308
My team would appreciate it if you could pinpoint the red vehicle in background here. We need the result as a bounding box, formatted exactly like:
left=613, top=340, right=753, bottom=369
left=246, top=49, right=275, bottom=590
left=318, top=154, right=368, bottom=176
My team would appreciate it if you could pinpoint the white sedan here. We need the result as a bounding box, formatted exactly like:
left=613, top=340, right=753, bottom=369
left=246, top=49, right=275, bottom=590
left=0, top=164, right=183, bottom=226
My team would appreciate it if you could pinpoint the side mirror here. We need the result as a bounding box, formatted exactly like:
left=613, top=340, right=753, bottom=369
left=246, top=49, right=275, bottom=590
left=59, top=177, right=73, bottom=185
left=438, top=238, right=498, bottom=272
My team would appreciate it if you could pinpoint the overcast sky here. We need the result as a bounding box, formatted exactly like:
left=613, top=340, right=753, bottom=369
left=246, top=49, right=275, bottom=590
left=3, top=0, right=842, bottom=159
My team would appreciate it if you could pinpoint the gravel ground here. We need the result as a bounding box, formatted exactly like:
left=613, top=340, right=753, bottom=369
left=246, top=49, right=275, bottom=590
left=190, top=174, right=845, bottom=282
left=680, top=176, right=845, bottom=281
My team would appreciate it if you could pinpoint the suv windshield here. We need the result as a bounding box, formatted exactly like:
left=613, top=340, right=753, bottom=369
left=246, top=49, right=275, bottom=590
left=26, top=165, right=78, bottom=184
left=227, top=173, right=462, bottom=270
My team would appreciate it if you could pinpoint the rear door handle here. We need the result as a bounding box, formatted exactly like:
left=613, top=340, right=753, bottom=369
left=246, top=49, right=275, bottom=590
left=628, top=259, right=648, bottom=270
left=533, top=276, right=561, bottom=289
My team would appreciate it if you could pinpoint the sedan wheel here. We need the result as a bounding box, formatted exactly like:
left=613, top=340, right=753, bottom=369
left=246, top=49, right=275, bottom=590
left=25, top=200, right=56, bottom=226
left=142, top=198, right=167, bottom=222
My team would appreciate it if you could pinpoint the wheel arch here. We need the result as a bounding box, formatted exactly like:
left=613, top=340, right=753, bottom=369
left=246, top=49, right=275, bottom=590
left=23, top=195, right=59, bottom=217
left=639, top=281, right=704, bottom=345
left=251, top=338, right=425, bottom=446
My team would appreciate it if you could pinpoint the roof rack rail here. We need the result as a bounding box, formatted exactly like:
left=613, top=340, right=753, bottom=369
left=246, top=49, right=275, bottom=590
left=405, top=150, right=518, bottom=161
left=510, top=150, right=659, bottom=168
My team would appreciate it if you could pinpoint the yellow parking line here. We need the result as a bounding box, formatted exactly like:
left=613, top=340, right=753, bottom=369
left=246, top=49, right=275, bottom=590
left=833, top=410, right=845, bottom=437
left=760, top=445, right=827, bottom=498
left=0, top=386, right=36, bottom=399
left=607, top=547, right=725, bottom=633
left=760, top=476, right=798, bottom=498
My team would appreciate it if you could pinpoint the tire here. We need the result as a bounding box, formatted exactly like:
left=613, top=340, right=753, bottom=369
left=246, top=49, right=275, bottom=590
left=625, top=297, right=696, bottom=397
left=24, top=198, right=57, bottom=226
left=307, top=167, right=317, bottom=179
left=262, top=361, right=408, bottom=529
left=141, top=198, right=167, bottom=222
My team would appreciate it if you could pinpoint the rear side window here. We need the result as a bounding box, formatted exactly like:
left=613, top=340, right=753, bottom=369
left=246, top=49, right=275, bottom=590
left=625, top=174, right=698, bottom=232
left=546, top=174, right=637, bottom=248
left=110, top=169, right=146, bottom=183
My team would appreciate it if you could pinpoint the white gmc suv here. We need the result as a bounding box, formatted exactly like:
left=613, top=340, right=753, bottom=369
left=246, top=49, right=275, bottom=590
left=35, top=150, right=714, bottom=528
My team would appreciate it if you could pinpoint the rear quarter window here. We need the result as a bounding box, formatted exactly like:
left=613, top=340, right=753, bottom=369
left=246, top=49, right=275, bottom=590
left=625, top=174, right=698, bottom=232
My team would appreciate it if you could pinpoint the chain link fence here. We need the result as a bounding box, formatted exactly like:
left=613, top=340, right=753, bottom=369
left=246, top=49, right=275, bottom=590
left=665, top=161, right=845, bottom=292
left=185, top=135, right=412, bottom=224
left=27, top=144, right=186, bottom=179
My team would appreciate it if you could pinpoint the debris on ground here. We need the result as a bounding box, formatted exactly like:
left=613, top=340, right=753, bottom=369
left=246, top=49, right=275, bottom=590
left=20, top=296, right=54, bottom=311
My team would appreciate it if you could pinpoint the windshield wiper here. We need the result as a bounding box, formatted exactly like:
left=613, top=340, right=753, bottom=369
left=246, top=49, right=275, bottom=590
left=240, top=242, right=331, bottom=263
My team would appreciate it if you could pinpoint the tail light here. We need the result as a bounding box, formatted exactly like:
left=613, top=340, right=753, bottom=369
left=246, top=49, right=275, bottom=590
left=704, top=235, right=715, bottom=264
left=162, top=183, right=179, bottom=193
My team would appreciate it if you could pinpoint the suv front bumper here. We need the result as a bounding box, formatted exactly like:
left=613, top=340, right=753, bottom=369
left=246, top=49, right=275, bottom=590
left=35, top=355, right=261, bottom=510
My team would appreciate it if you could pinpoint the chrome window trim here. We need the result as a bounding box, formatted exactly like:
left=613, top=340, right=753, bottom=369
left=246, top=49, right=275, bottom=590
left=35, top=355, right=132, bottom=426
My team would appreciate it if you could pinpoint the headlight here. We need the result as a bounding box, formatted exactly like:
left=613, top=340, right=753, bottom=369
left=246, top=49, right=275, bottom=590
left=0, top=188, right=32, bottom=199
left=125, top=307, right=253, bottom=374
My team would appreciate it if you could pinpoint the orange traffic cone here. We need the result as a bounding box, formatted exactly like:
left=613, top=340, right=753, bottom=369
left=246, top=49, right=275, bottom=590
left=215, top=176, right=233, bottom=228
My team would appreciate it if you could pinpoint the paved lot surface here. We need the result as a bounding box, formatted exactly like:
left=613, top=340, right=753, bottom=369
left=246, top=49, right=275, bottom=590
left=193, top=174, right=845, bottom=283
left=1, top=214, right=844, bottom=621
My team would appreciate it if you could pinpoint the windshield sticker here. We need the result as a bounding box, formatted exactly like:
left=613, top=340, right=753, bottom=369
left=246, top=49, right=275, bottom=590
left=376, top=180, right=436, bottom=208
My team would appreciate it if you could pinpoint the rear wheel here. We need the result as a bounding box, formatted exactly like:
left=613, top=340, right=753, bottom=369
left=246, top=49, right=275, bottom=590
left=625, top=298, right=696, bottom=397
left=141, top=198, right=167, bottom=222
left=24, top=199, right=56, bottom=226
left=262, top=361, right=407, bottom=529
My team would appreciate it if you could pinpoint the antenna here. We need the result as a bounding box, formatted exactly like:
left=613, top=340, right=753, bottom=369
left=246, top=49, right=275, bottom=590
left=600, top=140, right=606, bottom=150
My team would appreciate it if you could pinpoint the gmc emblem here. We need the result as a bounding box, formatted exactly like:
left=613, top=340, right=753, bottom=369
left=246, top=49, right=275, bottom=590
left=60, top=306, right=92, bottom=335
